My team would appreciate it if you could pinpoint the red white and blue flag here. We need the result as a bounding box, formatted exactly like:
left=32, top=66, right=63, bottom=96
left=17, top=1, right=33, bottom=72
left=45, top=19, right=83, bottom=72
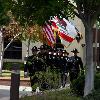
left=43, top=22, right=55, bottom=46
left=42, top=16, right=82, bottom=46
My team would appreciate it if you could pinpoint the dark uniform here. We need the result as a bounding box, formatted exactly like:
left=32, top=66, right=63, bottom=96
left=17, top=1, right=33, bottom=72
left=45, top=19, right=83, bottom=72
left=38, top=44, right=51, bottom=90
left=24, top=46, right=39, bottom=89
left=46, top=47, right=53, bottom=68
left=38, top=44, right=50, bottom=68
left=52, top=48, right=58, bottom=69
left=69, top=48, right=84, bottom=82
left=24, top=46, right=46, bottom=91
left=60, top=50, right=70, bottom=87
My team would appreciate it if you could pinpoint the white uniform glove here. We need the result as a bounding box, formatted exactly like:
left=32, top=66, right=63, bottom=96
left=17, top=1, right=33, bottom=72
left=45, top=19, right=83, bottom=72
left=24, top=72, right=28, bottom=78
left=65, top=73, right=67, bottom=75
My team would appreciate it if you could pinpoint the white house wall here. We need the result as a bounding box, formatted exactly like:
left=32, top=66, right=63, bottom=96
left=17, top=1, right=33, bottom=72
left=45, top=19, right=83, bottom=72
left=67, top=16, right=86, bottom=65
left=22, top=40, right=42, bottom=61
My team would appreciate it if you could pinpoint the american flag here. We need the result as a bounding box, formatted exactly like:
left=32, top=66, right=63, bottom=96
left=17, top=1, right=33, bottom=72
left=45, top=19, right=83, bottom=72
left=43, top=22, right=55, bottom=46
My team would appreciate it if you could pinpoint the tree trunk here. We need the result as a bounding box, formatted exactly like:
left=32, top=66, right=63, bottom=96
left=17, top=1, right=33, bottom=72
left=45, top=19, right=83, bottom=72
left=27, top=36, right=31, bottom=57
left=94, top=22, right=98, bottom=70
left=84, top=25, right=94, bottom=96
left=0, top=47, right=4, bottom=75
left=0, top=31, right=4, bottom=75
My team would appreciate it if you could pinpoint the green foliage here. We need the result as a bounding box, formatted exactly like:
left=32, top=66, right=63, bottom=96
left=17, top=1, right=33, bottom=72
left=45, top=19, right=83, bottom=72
left=8, top=0, right=74, bottom=26
left=72, top=0, right=100, bottom=26
left=20, top=24, right=43, bottom=42
left=0, top=0, right=10, bottom=26
left=7, top=0, right=100, bottom=26
left=71, top=72, right=100, bottom=96
left=82, top=90, right=100, bottom=100
left=3, top=62, right=24, bottom=70
left=31, top=67, right=60, bottom=91
left=94, top=73, right=100, bottom=90
left=8, top=0, right=100, bottom=27
left=71, top=74, right=85, bottom=96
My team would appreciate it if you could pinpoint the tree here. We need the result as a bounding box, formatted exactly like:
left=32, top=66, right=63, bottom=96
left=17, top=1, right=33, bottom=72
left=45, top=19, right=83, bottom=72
left=21, top=24, right=43, bottom=56
left=8, top=0, right=45, bottom=57
left=8, top=0, right=70, bottom=25
left=0, top=0, right=10, bottom=74
left=0, top=0, right=10, bottom=26
left=70, top=0, right=100, bottom=96
left=9, top=0, right=100, bottom=96
left=0, top=0, right=42, bottom=74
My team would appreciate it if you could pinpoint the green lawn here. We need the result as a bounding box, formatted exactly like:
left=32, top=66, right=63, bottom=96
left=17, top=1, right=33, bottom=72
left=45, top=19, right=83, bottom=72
left=20, top=89, right=81, bottom=100
left=1, top=70, right=24, bottom=77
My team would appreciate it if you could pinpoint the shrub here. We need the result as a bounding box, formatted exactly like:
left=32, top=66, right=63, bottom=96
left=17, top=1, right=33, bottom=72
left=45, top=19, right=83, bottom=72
left=71, top=72, right=100, bottom=96
left=83, top=89, right=100, bottom=100
left=31, top=67, right=61, bottom=91
left=71, top=74, right=85, bottom=96
left=94, top=73, right=100, bottom=90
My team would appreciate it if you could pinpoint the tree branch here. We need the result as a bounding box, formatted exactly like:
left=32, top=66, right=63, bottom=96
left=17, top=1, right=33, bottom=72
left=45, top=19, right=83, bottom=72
left=91, top=7, right=100, bottom=26
left=75, top=1, right=89, bottom=28
left=4, top=32, right=22, bottom=52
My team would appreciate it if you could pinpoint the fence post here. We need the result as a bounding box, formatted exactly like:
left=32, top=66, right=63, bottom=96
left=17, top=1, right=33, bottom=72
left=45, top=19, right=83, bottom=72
left=10, top=63, right=20, bottom=100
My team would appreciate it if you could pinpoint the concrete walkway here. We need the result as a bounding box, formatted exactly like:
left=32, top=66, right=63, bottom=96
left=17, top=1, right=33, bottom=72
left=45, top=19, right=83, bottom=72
left=0, top=85, right=32, bottom=100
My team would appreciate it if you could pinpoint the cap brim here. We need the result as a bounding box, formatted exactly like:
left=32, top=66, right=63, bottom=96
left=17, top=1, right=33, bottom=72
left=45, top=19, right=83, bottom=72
left=71, top=51, right=79, bottom=53
left=63, top=52, right=69, bottom=55
left=32, top=49, right=39, bottom=51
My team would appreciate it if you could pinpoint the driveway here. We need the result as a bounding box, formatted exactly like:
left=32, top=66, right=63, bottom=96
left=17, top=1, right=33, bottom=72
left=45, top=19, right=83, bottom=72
left=0, top=85, right=32, bottom=100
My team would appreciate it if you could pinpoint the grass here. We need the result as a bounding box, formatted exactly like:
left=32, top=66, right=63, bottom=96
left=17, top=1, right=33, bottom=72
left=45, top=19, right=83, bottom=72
left=82, top=89, right=100, bottom=100
left=1, top=70, right=24, bottom=77
left=20, top=88, right=100, bottom=100
left=20, top=89, right=81, bottom=100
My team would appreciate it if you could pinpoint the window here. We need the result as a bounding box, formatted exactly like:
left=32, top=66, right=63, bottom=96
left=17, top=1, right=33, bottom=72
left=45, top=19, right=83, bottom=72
left=4, top=39, right=22, bottom=59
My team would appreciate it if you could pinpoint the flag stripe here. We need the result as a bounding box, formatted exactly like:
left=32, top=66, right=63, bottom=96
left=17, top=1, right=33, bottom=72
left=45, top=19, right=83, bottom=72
left=46, top=23, right=55, bottom=42
left=43, top=28, right=53, bottom=46
left=45, top=26, right=55, bottom=43
left=43, top=27, right=52, bottom=42
left=43, top=23, right=55, bottom=46
left=43, top=29, right=52, bottom=46
left=59, top=32, right=74, bottom=42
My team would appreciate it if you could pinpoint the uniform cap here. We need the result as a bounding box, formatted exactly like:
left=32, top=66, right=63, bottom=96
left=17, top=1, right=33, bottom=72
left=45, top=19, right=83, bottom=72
left=39, top=45, right=45, bottom=50
left=71, top=48, right=79, bottom=53
left=62, top=50, right=69, bottom=55
left=31, top=46, right=38, bottom=51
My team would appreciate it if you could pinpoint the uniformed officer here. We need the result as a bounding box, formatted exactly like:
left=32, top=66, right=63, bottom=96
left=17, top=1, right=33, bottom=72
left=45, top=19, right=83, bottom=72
left=34, top=44, right=51, bottom=90
left=69, top=48, right=84, bottom=82
left=38, top=44, right=51, bottom=69
left=24, top=46, right=39, bottom=90
left=52, top=48, right=58, bottom=69
left=60, top=50, right=70, bottom=88
left=46, top=46, right=53, bottom=68
left=38, top=44, right=46, bottom=59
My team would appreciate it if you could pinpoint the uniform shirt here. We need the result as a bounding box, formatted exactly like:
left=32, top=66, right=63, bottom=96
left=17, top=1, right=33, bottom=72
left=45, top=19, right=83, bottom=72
left=24, top=55, right=35, bottom=76
left=52, top=53, right=58, bottom=68
left=32, top=56, right=46, bottom=72
left=24, top=55, right=46, bottom=76
left=59, top=55, right=70, bottom=72
left=46, top=52, right=53, bottom=67
left=70, top=55, right=83, bottom=71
